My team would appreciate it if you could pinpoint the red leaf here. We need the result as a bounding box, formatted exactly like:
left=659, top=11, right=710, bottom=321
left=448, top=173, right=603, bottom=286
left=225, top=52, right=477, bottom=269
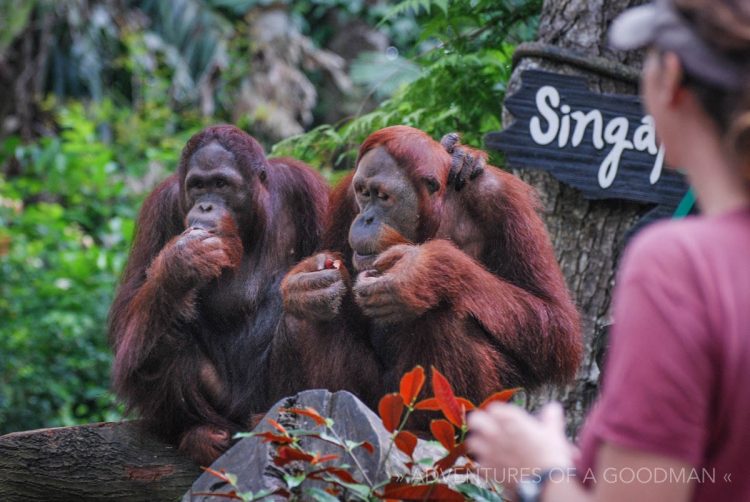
left=319, top=467, right=357, bottom=484
left=399, top=366, right=426, bottom=406
left=414, top=397, right=441, bottom=411
left=359, top=441, right=375, bottom=454
left=435, top=443, right=467, bottom=473
left=311, top=453, right=339, bottom=465
left=378, top=393, right=404, bottom=432
left=254, top=432, right=294, bottom=444
left=480, top=388, right=522, bottom=409
left=284, top=406, right=328, bottom=426
left=267, top=418, right=289, bottom=435
left=273, top=446, right=314, bottom=466
left=429, top=419, right=456, bottom=451
left=457, top=397, right=476, bottom=411
left=394, top=431, right=418, bottom=457
left=382, top=482, right=465, bottom=501
left=431, top=367, right=465, bottom=428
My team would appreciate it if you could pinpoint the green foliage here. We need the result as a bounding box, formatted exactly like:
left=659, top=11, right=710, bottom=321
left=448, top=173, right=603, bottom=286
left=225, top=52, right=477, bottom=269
left=274, top=47, right=512, bottom=172
left=0, top=0, right=35, bottom=54
left=0, top=111, right=124, bottom=432
left=0, top=96, right=200, bottom=433
left=137, top=0, right=237, bottom=82
left=380, top=0, right=450, bottom=21
left=408, top=0, right=542, bottom=53
left=272, top=0, right=541, bottom=170
left=3, top=0, right=421, bottom=123
left=288, top=0, right=420, bottom=49
left=350, top=51, right=423, bottom=101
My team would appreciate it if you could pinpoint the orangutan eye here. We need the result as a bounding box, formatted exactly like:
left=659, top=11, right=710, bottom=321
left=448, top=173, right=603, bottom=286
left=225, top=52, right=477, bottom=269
left=215, top=179, right=226, bottom=188
left=424, top=177, right=440, bottom=194
left=377, top=191, right=389, bottom=201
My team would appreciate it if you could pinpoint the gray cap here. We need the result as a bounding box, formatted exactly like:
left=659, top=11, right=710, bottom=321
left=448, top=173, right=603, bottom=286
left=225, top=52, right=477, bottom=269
left=609, top=0, right=745, bottom=89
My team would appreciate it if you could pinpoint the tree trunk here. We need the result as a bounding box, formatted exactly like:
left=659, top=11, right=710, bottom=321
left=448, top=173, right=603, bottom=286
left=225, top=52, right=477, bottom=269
left=0, top=422, right=199, bottom=501
left=506, top=0, right=649, bottom=434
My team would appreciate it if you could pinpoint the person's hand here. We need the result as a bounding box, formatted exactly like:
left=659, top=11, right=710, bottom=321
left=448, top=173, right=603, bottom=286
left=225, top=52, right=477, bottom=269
left=467, top=402, right=576, bottom=482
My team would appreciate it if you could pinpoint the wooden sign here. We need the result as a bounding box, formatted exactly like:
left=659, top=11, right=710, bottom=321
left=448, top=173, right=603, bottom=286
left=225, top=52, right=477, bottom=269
left=485, top=70, right=690, bottom=227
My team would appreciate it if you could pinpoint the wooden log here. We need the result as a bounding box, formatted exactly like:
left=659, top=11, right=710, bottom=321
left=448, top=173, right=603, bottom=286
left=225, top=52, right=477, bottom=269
left=0, top=422, right=200, bottom=501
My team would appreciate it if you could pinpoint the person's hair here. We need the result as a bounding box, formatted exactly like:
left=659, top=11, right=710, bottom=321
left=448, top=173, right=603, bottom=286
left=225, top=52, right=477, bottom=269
left=673, top=0, right=750, bottom=172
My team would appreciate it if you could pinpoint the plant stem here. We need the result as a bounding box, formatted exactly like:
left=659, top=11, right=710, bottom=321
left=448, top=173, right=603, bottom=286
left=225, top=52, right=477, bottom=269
left=327, top=424, right=374, bottom=488
left=459, top=425, right=468, bottom=443
left=376, top=405, right=415, bottom=477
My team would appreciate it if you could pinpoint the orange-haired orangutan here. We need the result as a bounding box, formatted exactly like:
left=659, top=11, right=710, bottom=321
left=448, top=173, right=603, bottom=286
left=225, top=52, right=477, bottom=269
left=279, top=125, right=582, bottom=413
left=108, top=125, right=329, bottom=465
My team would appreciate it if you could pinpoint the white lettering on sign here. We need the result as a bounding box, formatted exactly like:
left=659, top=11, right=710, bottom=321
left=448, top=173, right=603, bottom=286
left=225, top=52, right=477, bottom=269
left=529, top=85, right=665, bottom=189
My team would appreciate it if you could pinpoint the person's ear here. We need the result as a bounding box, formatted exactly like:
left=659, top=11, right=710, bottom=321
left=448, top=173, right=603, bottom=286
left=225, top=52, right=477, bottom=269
left=662, top=52, right=686, bottom=106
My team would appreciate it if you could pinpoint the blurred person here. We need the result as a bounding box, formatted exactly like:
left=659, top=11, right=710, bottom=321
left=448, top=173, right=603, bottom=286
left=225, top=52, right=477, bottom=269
left=467, top=1, right=750, bottom=501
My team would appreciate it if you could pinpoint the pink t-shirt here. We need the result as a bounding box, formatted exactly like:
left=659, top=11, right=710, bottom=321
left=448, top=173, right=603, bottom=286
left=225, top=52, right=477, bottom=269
left=576, top=206, right=750, bottom=500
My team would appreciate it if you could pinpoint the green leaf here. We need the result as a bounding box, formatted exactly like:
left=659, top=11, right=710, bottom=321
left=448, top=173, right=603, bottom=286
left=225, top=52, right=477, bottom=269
left=245, top=487, right=280, bottom=501
left=305, top=487, right=340, bottom=502
left=225, top=472, right=238, bottom=487
left=284, top=472, right=307, bottom=489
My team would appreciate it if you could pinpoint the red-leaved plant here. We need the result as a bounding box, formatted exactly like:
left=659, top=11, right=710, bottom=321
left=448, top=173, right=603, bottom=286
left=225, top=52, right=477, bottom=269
left=197, top=366, right=519, bottom=501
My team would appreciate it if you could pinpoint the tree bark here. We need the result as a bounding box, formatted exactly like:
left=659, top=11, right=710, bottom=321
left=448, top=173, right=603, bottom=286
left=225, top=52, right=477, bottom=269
left=506, top=0, right=649, bottom=435
left=0, top=422, right=199, bottom=501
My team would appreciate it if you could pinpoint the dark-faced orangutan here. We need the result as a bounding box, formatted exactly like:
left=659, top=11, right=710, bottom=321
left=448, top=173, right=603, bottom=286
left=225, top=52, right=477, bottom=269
left=108, top=125, right=328, bottom=465
left=280, top=125, right=582, bottom=414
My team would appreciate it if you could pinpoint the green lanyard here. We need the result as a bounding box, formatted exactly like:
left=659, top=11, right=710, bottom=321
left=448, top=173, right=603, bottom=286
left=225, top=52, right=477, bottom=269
left=673, top=189, right=696, bottom=218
